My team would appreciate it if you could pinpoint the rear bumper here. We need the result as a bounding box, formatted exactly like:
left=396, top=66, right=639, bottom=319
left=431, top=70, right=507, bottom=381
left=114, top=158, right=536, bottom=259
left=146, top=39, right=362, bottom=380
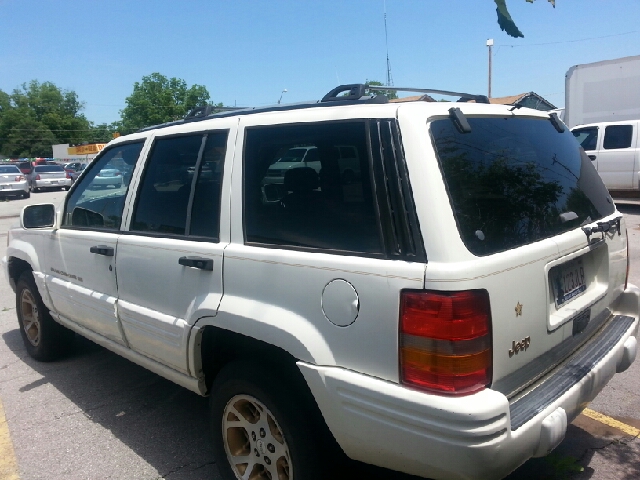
left=33, top=178, right=71, bottom=189
left=299, top=288, right=639, bottom=480
left=0, top=183, right=28, bottom=196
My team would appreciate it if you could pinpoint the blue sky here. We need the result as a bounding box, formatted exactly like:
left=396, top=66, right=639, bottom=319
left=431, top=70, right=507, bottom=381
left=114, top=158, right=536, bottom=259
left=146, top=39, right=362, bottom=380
left=1, top=0, right=639, bottom=125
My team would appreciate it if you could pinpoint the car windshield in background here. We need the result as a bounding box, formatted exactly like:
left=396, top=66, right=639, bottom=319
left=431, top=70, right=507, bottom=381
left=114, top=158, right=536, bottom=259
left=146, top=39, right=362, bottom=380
left=0, top=166, right=20, bottom=174
left=34, top=165, right=64, bottom=173
left=277, top=148, right=309, bottom=162
left=431, top=116, right=615, bottom=256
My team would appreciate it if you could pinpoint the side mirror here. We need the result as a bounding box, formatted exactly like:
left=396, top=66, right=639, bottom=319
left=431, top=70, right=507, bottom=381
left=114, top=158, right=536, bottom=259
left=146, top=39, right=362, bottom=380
left=21, top=204, right=56, bottom=229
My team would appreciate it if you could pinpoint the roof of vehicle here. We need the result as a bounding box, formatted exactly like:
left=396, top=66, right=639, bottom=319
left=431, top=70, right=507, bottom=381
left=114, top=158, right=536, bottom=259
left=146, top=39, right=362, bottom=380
left=135, top=84, right=491, bottom=134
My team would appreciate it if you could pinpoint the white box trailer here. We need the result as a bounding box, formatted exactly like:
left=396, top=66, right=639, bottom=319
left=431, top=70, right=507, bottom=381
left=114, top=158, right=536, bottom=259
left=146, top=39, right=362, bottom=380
left=565, top=55, right=640, bottom=128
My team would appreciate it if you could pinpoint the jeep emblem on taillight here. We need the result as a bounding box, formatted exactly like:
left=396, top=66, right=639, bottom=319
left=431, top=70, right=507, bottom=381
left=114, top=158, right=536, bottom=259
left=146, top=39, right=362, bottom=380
left=509, top=336, right=531, bottom=357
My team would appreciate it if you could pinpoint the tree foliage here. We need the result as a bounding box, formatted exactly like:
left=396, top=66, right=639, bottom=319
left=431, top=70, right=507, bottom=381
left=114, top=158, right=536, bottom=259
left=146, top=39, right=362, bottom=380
left=119, top=73, right=213, bottom=134
left=495, top=0, right=556, bottom=38
left=365, top=80, right=398, bottom=100
left=0, top=81, right=92, bottom=157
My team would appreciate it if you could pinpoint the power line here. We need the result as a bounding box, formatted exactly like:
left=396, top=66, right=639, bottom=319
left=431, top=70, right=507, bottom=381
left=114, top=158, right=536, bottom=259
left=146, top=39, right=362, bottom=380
left=497, top=29, right=640, bottom=48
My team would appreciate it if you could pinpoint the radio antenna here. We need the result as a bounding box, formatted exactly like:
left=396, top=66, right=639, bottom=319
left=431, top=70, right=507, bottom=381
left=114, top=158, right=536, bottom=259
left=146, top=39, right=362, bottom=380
left=384, top=1, right=394, bottom=86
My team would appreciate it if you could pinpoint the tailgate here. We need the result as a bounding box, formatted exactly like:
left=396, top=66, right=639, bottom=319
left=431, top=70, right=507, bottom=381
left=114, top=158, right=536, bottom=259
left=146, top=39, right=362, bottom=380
left=490, top=215, right=627, bottom=398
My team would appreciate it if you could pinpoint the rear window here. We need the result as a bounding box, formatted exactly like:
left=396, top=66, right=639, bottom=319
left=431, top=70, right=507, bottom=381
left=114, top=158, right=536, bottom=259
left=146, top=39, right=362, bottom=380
left=431, top=116, right=615, bottom=256
left=0, top=165, right=20, bottom=174
left=34, top=165, right=64, bottom=173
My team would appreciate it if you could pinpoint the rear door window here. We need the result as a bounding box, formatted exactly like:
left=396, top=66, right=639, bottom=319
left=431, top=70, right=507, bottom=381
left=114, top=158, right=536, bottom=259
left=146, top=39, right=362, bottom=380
left=431, top=116, right=615, bottom=256
left=243, top=121, right=383, bottom=254
left=131, top=132, right=227, bottom=240
left=603, top=125, right=633, bottom=150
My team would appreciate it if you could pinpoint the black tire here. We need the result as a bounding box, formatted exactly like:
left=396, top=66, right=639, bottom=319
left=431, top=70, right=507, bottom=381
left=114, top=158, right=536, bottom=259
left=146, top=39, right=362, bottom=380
left=210, top=361, right=323, bottom=480
left=23, top=191, right=30, bottom=199
left=15, top=271, right=75, bottom=361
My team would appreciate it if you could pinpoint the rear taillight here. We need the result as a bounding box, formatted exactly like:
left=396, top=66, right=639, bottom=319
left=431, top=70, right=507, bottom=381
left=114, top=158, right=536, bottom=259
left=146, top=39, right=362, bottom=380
left=35, top=174, right=41, bottom=180
left=66, top=172, right=72, bottom=179
left=400, top=290, right=492, bottom=396
left=15, top=175, right=24, bottom=181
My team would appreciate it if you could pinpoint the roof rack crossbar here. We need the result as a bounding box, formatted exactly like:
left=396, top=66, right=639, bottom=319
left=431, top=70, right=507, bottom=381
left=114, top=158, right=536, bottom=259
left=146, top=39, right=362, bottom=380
left=365, top=84, right=490, bottom=104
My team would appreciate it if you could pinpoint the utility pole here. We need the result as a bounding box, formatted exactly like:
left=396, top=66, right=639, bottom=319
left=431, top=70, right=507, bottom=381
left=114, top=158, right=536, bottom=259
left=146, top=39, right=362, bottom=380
left=486, top=39, right=494, bottom=98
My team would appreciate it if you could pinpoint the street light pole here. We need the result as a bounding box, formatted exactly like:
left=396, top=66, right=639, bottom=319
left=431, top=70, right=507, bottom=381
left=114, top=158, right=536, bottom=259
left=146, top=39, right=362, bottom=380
left=278, top=89, right=288, bottom=104
left=486, top=39, right=493, bottom=99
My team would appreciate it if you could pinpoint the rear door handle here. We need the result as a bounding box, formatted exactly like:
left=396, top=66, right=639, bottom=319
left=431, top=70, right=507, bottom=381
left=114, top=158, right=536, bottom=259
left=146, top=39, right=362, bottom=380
left=90, top=245, right=115, bottom=256
left=588, top=155, right=597, bottom=161
left=179, top=256, right=213, bottom=271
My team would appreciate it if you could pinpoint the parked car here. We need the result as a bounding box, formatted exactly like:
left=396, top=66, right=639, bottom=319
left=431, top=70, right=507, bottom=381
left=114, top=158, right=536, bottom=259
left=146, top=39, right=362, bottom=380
left=64, top=162, right=86, bottom=173
left=27, top=164, right=72, bottom=192
left=3, top=83, right=638, bottom=480
left=0, top=164, right=29, bottom=199
left=91, top=167, right=123, bottom=189
left=572, top=119, right=640, bottom=191
left=17, top=161, right=33, bottom=175
left=68, top=163, right=89, bottom=184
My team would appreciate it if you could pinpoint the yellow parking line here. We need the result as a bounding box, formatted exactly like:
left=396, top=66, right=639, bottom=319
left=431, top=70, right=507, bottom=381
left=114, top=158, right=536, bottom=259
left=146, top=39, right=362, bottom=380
left=0, top=398, right=20, bottom=480
left=583, top=408, right=640, bottom=437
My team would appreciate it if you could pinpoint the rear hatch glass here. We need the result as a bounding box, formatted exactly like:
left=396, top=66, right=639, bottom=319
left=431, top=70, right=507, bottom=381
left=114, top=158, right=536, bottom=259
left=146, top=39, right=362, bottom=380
left=430, top=116, right=614, bottom=256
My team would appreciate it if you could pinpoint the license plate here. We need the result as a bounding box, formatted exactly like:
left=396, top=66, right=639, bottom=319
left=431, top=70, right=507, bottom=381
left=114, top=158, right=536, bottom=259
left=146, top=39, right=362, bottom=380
left=50, top=180, right=58, bottom=184
left=553, top=257, right=586, bottom=307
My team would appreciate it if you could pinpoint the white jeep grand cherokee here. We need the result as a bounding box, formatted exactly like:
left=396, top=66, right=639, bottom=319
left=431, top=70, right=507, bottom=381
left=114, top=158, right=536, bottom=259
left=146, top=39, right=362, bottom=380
left=3, top=84, right=639, bottom=480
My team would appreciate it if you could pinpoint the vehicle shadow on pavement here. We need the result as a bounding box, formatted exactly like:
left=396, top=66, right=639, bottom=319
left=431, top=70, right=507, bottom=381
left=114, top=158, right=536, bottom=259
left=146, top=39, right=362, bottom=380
left=1, top=328, right=422, bottom=480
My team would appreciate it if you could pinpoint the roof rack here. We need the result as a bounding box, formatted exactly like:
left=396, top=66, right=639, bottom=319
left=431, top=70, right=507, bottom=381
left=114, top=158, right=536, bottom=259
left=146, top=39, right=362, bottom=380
left=136, top=83, right=488, bottom=133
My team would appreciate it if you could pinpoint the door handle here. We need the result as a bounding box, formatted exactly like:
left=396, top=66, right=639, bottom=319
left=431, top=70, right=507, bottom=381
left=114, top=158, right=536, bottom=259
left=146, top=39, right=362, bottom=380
left=179, top=256, right=213, bottom=271
left=90, top=245, right=115, bottom=256
left=588, top=155, right=597, bottom=161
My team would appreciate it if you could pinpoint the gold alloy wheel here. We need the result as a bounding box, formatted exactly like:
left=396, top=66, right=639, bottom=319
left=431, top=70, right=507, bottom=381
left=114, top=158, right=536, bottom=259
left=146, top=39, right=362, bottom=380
left=222, top=394, right=292, bottom=480
left=20, top=289, right=41, bottom=347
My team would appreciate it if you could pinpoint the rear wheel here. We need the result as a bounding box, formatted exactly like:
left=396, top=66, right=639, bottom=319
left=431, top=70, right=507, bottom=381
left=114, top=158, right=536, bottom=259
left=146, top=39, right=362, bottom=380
left=15, top=271, right=74, bottom=361
left=210, top=361, right=322, bottom=480
left=23, top=191, right=30, bottom=199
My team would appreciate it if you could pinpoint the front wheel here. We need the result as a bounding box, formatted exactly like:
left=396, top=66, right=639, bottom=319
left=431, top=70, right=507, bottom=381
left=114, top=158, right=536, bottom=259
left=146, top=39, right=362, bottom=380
left=15, top=271, right=74, bottom=361
left=210, top=361, right=322, bottom=480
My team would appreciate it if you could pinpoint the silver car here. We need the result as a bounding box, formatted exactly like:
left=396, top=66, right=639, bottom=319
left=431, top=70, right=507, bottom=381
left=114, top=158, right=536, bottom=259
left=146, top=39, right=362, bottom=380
left=91, top=168, right=123, bottom=189
left=0, top=164, right=29, bottom=199
left=28, top=165, right=71, bottom=192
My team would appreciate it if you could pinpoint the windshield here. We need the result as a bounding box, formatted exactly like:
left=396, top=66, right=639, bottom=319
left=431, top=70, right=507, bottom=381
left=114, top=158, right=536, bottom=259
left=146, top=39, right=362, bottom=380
left=431, top=116, right=614, bottom=256
left=277, top=148, right=310, bottom=163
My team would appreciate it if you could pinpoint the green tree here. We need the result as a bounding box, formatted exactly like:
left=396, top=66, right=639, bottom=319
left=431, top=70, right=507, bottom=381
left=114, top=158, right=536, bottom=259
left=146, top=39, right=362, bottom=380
left=0, top=81, right=92, bottom=157
left=365, top=80, right=398, bottom=100
left=119, top=73, right=214, bottom=134
left=495, top=0, right=556, bottom=38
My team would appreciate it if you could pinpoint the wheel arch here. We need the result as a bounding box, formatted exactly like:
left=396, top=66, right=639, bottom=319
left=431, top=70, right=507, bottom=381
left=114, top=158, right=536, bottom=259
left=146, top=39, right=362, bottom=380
left=195, top=325, right=342, bottom=460
left=7, top=256, right=33, bottom=292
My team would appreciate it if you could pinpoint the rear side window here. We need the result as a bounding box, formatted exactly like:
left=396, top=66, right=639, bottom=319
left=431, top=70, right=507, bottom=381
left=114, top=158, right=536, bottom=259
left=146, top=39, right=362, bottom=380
left=431, top=116, right=614, bottom=256
left=131, top=132, right=227, bottom=240
left=572, top=127, right=598, bottom=151
left=603, top=125, right=633, bottom=150
left=243, top=121, right=383, bottom=254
